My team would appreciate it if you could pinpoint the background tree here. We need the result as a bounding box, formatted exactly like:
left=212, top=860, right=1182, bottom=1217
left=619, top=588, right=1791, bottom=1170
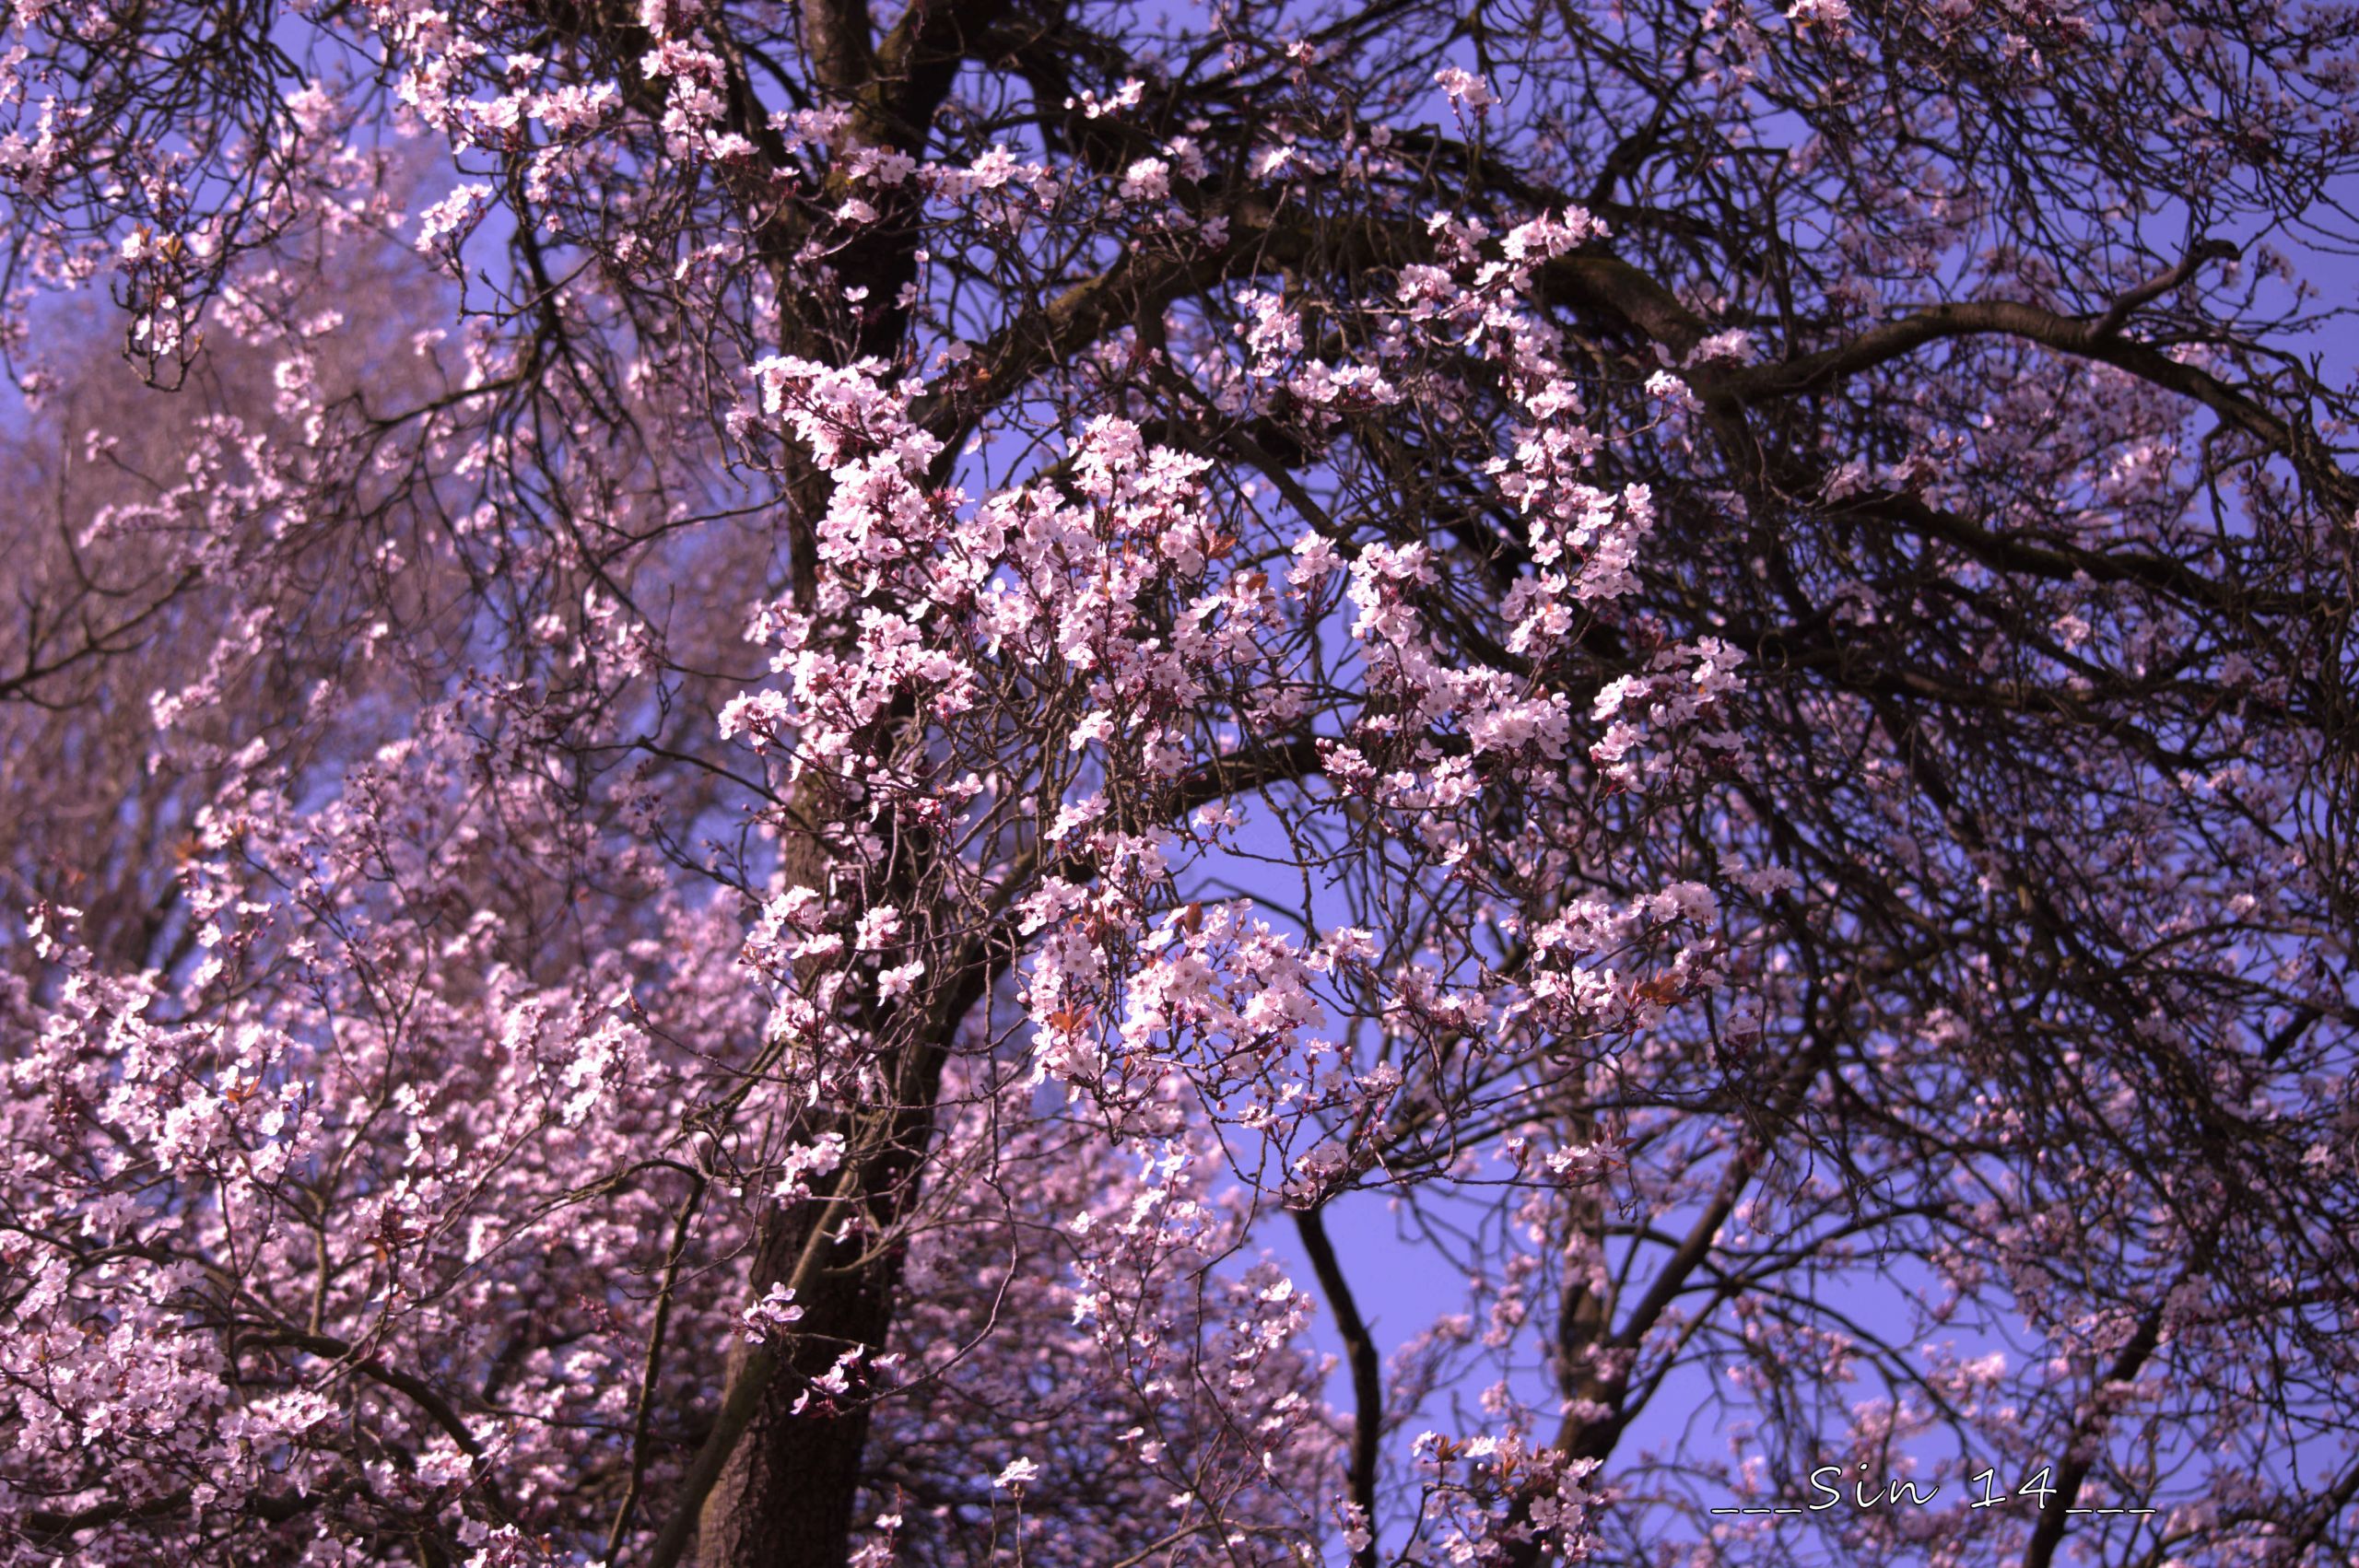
left=2, top=1, right=2356, bottom=1567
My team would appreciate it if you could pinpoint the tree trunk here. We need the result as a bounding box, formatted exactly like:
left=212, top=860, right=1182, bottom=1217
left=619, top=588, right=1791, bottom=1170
left=695, top=1199, right=911, bottom=1568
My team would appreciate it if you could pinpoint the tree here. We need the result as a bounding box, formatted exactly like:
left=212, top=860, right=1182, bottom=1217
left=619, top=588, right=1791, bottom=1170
left=2, top=0, right=2356, bottom=1564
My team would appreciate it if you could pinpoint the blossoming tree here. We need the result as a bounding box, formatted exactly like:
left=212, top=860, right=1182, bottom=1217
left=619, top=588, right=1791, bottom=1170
left=2, top=0, right=2356, bottom=1565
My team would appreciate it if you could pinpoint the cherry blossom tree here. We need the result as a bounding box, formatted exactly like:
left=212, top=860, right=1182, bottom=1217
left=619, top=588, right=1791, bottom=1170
left=2, top=0, right=2356, bottom=1566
